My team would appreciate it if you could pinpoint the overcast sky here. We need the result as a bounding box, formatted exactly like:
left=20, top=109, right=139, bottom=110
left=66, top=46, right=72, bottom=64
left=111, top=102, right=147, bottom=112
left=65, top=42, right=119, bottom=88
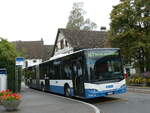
left=0, top=0, right=120, bottom=45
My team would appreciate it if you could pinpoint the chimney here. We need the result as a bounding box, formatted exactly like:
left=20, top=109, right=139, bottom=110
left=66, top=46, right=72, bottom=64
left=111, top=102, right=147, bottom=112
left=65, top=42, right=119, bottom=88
left=100, top=26, right=106, bottom=31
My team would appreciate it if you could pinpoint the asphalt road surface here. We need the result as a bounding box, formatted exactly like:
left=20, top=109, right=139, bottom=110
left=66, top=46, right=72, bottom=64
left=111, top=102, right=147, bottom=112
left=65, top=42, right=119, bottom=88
left=0, top=87, right=94, bottom=113
left=86, top=91, right=150, bottom=113
left=2, top=84, right=149, bottom=113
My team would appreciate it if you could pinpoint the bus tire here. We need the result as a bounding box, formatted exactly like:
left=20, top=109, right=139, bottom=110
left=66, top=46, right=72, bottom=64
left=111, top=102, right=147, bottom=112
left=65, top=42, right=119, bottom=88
left=64, top=85, right=71, bottom=97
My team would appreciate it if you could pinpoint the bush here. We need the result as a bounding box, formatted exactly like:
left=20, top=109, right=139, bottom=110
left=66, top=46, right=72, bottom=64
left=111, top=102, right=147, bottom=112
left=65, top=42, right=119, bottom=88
left=127, top=73, right=150, bottom=86
left=127, top=75, right=144, bottom=85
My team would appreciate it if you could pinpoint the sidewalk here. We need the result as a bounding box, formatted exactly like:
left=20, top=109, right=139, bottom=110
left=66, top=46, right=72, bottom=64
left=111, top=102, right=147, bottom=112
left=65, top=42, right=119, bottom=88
left=0, top=87, right=96, bottom=113
left=128, top=86, right=150, bottom=94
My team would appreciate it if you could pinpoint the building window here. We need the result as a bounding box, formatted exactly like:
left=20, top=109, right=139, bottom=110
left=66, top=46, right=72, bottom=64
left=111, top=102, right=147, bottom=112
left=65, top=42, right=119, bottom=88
left=60, top=39, right=64, bottom=49
left=33, top=59, right=37, bottom=63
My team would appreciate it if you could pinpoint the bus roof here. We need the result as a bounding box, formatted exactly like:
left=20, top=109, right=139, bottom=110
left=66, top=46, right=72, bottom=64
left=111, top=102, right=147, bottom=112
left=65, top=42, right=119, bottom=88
left=26, top=48, right=120, bottom=67
left=48, top=48, right=120, bottom=62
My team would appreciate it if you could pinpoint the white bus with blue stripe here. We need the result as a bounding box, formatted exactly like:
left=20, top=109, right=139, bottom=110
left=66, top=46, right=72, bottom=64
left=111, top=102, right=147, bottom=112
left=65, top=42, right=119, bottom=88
left=25, top=48, right=127, bottom=99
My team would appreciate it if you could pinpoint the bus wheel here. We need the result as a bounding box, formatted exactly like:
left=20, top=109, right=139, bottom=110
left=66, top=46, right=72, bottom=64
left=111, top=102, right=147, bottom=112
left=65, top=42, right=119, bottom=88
left=65, top=85, right=71, bottom=97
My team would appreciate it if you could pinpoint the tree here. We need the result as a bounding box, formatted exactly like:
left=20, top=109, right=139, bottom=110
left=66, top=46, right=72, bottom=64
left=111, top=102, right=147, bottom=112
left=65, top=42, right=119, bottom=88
left=0, top=38, right=19, bottom=91
left=109, top=0, right=150, bottom=73
left=66, top=2, right=97, bottom=30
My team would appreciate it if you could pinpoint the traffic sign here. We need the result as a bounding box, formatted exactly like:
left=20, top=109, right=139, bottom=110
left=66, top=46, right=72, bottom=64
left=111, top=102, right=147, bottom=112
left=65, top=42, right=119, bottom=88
left=16, top=57, right=24, bottom=66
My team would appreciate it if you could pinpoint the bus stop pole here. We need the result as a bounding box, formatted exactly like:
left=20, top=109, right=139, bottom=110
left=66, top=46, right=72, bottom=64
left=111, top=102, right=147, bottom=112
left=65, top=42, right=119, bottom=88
left=15, top=65, right=22, bottom=93
left=15, top=57, right=24, bottom=93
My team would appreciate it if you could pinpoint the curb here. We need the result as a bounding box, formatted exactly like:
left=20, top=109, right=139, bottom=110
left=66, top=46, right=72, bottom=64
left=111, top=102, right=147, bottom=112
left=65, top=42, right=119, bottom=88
left=128, top=86, right=150, bottom=90
left=128, top=86, right=150, bottom=94
left=47, top=93, right=101, bottom=113
left=21, top=85, right=102, bottom=113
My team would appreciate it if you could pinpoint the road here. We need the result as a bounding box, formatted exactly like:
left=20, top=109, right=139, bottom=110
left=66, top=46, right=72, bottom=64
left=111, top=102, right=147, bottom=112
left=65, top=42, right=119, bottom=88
left=0, top=87, right=95, bottom=113
left=1, top=85, right=149, bottom=113
left=86, top=90, right=150, bottom=113
left=18, top=87, right=150, bottom=113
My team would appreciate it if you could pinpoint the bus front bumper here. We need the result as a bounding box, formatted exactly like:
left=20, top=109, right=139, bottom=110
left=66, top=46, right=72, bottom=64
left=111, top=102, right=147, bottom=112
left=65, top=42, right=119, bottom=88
left=85, top=86, right=127, bottom=99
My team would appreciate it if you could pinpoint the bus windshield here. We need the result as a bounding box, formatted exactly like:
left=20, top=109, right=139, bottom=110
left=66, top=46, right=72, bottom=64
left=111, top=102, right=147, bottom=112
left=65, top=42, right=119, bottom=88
left=86, top=49, right=124, bottom=82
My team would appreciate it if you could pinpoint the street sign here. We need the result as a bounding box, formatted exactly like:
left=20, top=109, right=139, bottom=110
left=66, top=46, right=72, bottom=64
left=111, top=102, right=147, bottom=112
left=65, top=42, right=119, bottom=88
left=16, top=57, right=24, bottom=66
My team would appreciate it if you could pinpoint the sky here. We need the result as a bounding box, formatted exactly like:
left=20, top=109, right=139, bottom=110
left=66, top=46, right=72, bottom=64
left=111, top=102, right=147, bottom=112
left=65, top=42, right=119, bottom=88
left=0, top=0, right=120, bottom=45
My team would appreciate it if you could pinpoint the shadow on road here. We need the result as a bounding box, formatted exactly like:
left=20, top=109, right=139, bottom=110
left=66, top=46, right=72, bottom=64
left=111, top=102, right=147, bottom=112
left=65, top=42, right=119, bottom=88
left=72, top=96, right=121, bottom=105
left=24, top=87, right=121, bottom=105
left=45, top=90, right=121, bottom=105
left=84, top=97, right=120, bottom=104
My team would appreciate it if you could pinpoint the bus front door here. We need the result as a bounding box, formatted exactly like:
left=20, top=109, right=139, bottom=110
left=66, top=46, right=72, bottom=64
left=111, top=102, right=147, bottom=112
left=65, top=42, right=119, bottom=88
left=72, top=60, right=84, bottom=97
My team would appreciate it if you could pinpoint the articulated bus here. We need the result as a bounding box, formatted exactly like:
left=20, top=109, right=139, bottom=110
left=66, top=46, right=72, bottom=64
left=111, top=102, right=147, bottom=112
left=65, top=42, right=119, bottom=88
left=25, top=48, right=127, bottom=99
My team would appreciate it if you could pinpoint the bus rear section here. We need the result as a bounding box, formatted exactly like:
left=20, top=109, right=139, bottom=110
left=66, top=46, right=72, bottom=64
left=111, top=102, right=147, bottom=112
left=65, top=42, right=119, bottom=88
left=83, top=49, right=127, bottom=98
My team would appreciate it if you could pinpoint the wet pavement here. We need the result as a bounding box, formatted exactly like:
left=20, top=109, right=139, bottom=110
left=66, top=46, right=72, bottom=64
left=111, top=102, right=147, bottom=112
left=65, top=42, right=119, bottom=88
left=0, top=87, right=95, bottom=113
left=87, top=88, right=150, bottom=113
left=1, top=85, right=150, bottom=113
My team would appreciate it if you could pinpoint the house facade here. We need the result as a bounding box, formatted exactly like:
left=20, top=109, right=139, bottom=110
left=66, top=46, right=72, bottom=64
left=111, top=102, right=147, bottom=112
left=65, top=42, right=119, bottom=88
left=52, top=28, right=108, bottom=57
left=13, top=39, right=53, bottom=68
left=54, top=32, right=74, bottom=56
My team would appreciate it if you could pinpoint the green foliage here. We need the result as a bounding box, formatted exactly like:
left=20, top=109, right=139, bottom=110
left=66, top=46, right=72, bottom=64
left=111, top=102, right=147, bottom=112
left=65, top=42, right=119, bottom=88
left=109, top=0, right=150, bottom=73
left=0, top=38, right=18, bottom=62
left=127, top=75, right=143, bottom=84
left=0, top=38, right=19, bottom=91
left=24, top=69, right=33, bottom=78
left=127, top=74, right=150, bottom=86
left=66, top=2, right=97, bottom=30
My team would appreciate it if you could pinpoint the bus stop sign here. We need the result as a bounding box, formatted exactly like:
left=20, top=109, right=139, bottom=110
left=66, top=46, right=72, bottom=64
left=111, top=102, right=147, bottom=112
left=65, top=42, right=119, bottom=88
left=16, top=57, right=24, bottom=66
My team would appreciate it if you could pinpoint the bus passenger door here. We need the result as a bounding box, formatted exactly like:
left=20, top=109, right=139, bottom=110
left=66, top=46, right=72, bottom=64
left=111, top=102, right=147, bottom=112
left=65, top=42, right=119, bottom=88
left=36, top=65, right=40, bottom=89
left=44, top=74, right=50, bottom=91
left=72, top=59, right=84, bottom=97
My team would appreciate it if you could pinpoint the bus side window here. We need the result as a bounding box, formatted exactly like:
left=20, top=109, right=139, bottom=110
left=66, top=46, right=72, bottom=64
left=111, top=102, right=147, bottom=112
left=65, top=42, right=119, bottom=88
left=50, top=62, right=56, bottom=79
left=49, top=63, right=54, bottom=79
left=63, top=62, right=72, bottom=79
left=53, top=61, right=61, bottom=79
left=77, top=61, right=83, bottom=77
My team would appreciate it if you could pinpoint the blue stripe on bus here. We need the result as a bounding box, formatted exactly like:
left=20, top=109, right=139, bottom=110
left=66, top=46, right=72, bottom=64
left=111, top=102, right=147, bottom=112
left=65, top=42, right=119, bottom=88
left=47, top=85, right=126, bottom=98
left=50, top=85, right=64, bottom=94
left=85, top=85, right=127, bottom=99
left=49, top=85, right=74, bottom=96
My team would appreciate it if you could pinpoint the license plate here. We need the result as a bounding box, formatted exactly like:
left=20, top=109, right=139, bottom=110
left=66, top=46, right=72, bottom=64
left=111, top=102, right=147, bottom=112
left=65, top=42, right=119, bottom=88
left=106, top=85, right=113, bottom=88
